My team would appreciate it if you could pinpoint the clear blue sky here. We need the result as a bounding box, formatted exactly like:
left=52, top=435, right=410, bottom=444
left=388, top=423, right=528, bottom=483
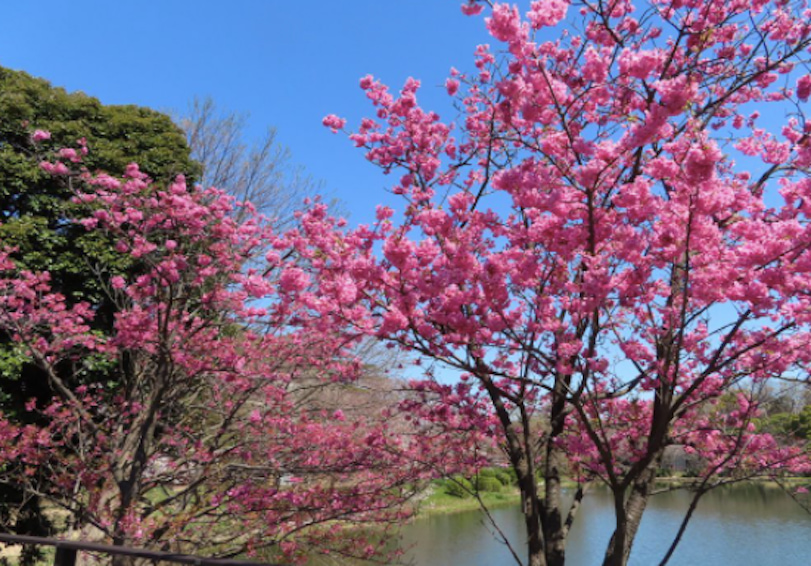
left=0, top=0, right=507, bottom=224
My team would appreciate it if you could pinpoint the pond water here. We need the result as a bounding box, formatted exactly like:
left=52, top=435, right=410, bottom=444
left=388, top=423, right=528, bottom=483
left=399, top=484, right=811, bottom=566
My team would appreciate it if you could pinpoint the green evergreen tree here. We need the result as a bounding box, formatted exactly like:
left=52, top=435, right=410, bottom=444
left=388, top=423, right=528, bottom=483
left=0, top=66, right=198, bottom=549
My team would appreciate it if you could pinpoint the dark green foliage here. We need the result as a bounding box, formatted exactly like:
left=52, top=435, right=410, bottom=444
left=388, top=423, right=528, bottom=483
left=0, top=67, right=197, bottom=184
left=763, top=406, right=811, bottom=442
left=0, top=66, right=199, bottom=408
left=0, top=66, right=198, bottom=542
left=0, top=66, right=198, bottom=300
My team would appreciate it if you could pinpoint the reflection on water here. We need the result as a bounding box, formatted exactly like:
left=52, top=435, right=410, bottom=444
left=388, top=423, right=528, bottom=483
left=400, top=484, right=811, bottom=566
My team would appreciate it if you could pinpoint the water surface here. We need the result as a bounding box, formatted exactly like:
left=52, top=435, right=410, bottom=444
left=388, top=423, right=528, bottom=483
left=400, top=484, right=811, bottom=565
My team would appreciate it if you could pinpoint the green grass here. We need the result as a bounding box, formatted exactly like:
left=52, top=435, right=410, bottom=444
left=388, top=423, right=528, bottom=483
left=417, top=486, right=521, bottom=516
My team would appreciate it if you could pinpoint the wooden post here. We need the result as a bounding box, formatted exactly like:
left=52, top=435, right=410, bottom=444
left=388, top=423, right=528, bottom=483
left=54, top=546, right=77, bottom=566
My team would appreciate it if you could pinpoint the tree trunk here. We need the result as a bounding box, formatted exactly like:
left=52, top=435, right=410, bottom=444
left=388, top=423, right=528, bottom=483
left=602, top=458, right=662, bottom=566
left=477, top=368, right=551, bottom=566
left=540, top=370, right=573, bottom=566
left=511, top=429, right=546, bottom=566
left=542, top=443, right=567, bottom=566
left=525, top=492, right=547, bottom=566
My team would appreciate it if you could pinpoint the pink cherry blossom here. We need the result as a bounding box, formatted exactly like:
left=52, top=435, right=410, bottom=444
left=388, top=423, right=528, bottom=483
left=486, top=4, right=525, bottom=43
left=460, top=1, right=484, bottom=16
left=797, top=74, right=811, bottom=101
left=310, top=2, right=811, bottom=564
left=31, top=129, right=51, bottom=142
left=322, top=113, right=347, bottom=133
left=527, top=0, right=569, bottom=29
left=0, top=146, right=436, bottom=564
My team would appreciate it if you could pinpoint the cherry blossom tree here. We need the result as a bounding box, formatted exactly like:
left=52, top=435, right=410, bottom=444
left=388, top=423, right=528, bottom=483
left=5, top=2, right=811, bottom=565
left=303, top=1, right=811, bottom=565
left=0, top=145, right=432, bottom=565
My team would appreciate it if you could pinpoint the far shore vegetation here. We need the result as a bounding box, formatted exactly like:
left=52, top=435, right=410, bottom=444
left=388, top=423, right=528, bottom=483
left=414, top=468, right=811, bottom=519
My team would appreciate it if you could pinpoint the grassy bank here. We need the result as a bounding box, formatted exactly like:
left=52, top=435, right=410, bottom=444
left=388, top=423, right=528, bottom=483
left=415, top=474, right=809, bottom=519
left=653, top=475, right=810, bottom=488
left=417, top=486, right=521, bottom=517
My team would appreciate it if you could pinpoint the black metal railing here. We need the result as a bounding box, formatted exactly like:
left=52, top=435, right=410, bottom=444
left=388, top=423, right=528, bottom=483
left=0, top=534, right=283, bottom=566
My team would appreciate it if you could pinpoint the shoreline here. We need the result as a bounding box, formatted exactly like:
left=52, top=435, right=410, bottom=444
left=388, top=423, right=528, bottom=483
left=415, top=487, right=521, bottom=518
left=414, top=476, right=809, bottom=519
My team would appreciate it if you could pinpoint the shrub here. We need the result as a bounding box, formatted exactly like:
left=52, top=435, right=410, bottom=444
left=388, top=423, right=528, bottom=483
left=444, top=476, right=473, bottom=498
left=495, top=469, right=514, bottom=486
left=474, top=476, right=503, bottom=493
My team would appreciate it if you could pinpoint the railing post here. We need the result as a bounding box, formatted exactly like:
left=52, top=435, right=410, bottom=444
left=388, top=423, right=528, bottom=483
left=54, top=545, right=77, bottom=566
